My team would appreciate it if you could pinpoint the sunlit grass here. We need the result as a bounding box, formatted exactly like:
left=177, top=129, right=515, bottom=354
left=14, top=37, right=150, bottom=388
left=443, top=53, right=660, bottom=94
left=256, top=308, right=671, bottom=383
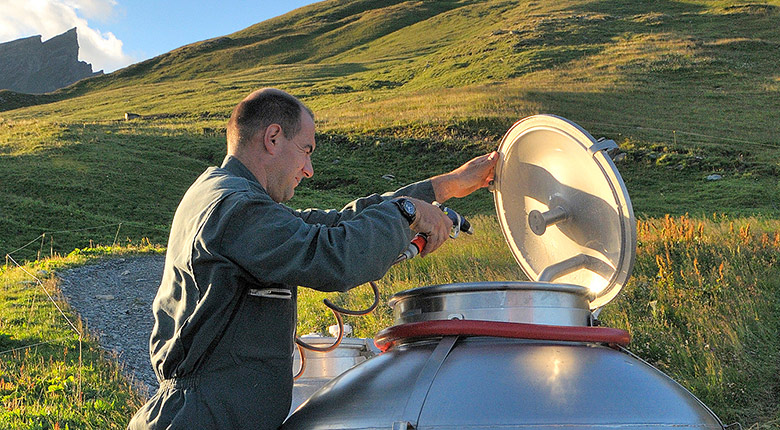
left=606, top=215, right=780, bottom=426
left=0, top=244, right=162, bottom=429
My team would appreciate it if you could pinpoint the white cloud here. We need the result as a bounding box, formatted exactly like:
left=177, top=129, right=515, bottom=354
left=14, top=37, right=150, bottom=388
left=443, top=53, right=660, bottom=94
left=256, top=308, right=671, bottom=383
left=64, top=0, right=118, bottom=20
left=0, top=0, right=134, bottom=73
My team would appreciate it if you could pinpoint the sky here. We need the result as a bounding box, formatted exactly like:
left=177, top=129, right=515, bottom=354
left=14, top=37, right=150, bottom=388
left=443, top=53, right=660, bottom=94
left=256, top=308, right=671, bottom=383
left=0, top=0, right=321, bottom=73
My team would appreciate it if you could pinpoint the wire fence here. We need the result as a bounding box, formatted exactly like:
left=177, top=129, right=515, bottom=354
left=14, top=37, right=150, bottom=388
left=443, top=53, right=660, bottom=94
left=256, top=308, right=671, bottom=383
left=3, top=252, right=84, bottom=402
left=1, top=221, right=136, bottom=404
left=576, top=119, right=780, bottom=150
left=4, top=222, right=124, bottom=261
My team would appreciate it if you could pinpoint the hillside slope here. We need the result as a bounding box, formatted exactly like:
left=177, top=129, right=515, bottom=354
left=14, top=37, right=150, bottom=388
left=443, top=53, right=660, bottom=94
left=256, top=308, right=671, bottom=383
left=3, top=1, right=779, bottom=139
left=1, top=0, right=779, bottom=257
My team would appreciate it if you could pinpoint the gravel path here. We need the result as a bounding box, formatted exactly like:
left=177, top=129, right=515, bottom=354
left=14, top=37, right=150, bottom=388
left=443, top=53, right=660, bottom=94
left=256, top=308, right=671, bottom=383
left=57, top=255, right=165, bottom=395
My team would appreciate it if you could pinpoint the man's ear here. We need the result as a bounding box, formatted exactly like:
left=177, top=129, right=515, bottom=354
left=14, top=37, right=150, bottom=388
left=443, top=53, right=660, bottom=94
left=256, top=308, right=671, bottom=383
left=263, top=124, right=283, bottom=155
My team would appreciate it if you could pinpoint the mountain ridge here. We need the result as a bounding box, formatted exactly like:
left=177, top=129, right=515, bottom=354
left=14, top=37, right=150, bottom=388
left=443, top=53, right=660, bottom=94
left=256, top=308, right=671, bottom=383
left=0, top=28, right=102, bottom=94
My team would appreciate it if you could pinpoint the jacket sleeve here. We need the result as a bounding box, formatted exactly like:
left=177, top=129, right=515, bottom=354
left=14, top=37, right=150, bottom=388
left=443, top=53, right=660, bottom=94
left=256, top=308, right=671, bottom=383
left=293, top=179, right=437, bottom=226
left=218, top=191, right=415, bottom=292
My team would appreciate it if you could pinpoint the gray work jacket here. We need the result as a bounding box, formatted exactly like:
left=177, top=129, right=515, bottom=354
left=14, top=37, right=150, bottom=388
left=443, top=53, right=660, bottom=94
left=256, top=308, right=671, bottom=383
left=128, top=155, right=436, bottom=429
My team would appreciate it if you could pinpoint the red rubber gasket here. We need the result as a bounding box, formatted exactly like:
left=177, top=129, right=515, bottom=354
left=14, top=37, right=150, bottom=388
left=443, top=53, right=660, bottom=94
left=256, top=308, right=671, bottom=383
left=374, top=319, right=630, bottom=352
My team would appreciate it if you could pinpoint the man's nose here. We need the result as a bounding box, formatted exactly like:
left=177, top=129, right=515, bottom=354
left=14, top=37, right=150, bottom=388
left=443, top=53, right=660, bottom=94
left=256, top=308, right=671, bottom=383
left=303, top=157, right=314, bottom=178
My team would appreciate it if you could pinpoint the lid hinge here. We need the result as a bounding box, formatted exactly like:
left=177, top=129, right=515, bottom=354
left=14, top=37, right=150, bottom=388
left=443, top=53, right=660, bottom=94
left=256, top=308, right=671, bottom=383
left=588, top=137, right=618, bottom=156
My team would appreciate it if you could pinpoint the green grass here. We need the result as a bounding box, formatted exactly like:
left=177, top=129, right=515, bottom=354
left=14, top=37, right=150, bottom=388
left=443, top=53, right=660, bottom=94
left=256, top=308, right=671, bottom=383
left=0, top=121, right=493, bottom=261
left=0, top=245, right=162, bottom=429
left=3, top=0, right=777, bottom=232
left=1, top=0, right=779, bottom=428
left=608, top=215, right=780, bottom=427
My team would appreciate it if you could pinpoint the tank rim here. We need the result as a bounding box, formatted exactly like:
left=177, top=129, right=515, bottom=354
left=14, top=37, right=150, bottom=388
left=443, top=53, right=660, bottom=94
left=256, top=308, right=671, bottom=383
left=389, top=281, right=592, bottom=308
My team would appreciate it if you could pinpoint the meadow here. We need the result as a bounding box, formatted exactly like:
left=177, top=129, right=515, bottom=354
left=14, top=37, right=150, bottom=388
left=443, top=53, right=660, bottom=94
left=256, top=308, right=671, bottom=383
left=1, top=0, right=779, bottom=428
left=2, top=214, right=778, bottom=428
left=1, top=245, right=160, bottom=429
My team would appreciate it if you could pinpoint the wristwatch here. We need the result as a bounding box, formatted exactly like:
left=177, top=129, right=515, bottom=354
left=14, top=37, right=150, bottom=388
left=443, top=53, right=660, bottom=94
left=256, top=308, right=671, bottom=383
left=393, top=198, right=417, bottom=225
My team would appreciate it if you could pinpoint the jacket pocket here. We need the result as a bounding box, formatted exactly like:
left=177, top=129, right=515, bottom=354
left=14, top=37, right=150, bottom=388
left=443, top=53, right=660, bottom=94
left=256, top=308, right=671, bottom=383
left=228, top=288, right=295, bottom=370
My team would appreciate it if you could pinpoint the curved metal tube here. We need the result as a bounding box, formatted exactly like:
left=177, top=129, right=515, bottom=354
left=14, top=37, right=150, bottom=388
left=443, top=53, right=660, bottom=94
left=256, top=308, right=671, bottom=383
left=293, top=342, right=306, bottom=380
left=295, top=308, right=344, bottom=352
left=294, top=281, right=380, bottom=373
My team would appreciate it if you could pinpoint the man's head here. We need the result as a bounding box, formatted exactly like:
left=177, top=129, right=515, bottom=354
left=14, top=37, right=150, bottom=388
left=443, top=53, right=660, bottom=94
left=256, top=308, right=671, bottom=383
left=227, top=88, right=313, bottom=153
left=226, top=88, right=315, bottom=203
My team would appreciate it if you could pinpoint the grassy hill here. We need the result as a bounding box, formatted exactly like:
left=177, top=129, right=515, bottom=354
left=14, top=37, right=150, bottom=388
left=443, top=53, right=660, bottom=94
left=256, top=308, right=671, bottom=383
left=1, top=0, right=779, bottom=428
left=2, top=0, right=779, bottom=261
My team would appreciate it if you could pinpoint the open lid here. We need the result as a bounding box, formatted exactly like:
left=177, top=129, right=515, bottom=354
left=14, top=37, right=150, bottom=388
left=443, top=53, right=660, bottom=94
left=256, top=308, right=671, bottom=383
left=493, top=115, right=636, bottom=310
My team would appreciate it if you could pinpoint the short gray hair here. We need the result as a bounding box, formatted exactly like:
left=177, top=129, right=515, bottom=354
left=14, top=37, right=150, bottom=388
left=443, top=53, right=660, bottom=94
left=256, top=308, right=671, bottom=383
left=226, top=88, right=313, bottom=151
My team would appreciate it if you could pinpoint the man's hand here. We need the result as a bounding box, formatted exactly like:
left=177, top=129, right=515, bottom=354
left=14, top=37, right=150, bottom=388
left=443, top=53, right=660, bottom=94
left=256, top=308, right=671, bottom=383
left=430, top=151, right=499, bottom=203
left=407, top=198, right=452, bottom=257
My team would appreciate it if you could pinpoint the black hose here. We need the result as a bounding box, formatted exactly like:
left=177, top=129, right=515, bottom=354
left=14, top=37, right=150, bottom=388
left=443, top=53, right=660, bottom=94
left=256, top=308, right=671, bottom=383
left=295, top=308, right=344, bottom=353
left=323, top=281, right=379, bottom=316
left=294, top=281, right=380, bottom=376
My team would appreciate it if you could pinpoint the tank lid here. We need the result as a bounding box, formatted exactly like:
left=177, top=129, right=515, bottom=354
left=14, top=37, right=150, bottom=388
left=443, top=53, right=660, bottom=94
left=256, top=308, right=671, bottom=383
left=493, top=115, right=636, bottom=309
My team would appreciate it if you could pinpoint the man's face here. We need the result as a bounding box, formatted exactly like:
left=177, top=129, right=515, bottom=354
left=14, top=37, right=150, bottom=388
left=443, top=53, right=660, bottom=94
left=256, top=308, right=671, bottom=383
left=267, top=112, right=315, bottom=203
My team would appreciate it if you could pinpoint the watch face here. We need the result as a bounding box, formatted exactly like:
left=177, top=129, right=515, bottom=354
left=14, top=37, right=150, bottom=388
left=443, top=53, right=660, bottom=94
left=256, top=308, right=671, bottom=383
left=403, top=200, right=416, bottom=216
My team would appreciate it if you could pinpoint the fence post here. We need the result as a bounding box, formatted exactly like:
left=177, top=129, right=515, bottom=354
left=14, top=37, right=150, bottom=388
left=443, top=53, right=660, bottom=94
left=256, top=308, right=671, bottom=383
left=38, top=233, right=45, bottom=261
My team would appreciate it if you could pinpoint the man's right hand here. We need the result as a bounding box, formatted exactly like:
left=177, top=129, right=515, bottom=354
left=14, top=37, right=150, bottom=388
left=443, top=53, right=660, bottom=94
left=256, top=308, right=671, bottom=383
left=407, top=198, right=453, bottom=257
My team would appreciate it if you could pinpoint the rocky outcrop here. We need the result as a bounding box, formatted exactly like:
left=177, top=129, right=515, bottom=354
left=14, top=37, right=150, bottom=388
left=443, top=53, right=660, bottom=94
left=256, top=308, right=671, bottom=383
left=0, top=28, right=103, bottom=94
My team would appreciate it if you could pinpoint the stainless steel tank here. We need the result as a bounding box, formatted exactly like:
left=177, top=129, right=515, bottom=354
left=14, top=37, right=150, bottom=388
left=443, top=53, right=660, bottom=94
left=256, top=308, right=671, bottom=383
left=282, top=115, right=725, bottom=429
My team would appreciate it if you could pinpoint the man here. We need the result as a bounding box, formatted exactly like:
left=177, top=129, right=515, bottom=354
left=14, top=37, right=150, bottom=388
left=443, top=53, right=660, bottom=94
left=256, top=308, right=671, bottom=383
left=128, top=88, right=497, bottom=429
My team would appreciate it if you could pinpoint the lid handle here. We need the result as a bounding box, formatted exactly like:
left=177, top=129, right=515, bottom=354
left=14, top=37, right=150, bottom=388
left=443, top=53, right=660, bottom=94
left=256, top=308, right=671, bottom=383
left=528, top=206, right=570, bottom=236
left=538, top=253, right=613, bottom=289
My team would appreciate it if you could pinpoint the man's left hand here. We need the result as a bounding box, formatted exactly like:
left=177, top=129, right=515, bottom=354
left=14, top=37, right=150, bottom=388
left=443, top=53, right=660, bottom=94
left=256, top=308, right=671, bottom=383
left=431, top=151, right=499, bottom=203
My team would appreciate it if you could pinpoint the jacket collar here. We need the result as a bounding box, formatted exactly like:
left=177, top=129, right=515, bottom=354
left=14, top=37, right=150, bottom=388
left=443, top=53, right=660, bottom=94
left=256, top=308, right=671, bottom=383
left=220, top=155, right=260, bottom=185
